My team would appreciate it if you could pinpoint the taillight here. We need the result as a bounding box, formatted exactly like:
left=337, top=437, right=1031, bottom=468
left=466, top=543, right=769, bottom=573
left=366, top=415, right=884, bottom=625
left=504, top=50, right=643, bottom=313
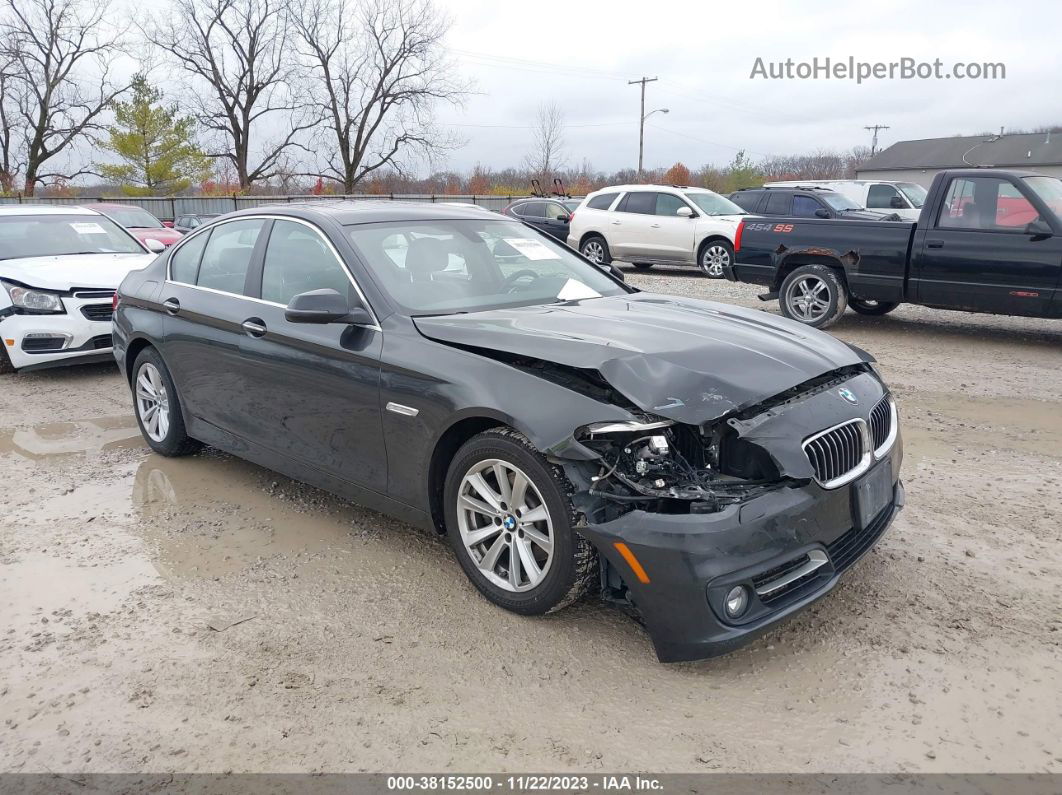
left=112, top=292, right=120, bottom=312
left=733, top=219, right=745, bottom=252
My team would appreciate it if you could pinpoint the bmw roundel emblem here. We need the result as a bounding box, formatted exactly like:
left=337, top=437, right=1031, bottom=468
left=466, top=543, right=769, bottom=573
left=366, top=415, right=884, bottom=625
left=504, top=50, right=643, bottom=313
left=838, top=387, right=859, bottom=405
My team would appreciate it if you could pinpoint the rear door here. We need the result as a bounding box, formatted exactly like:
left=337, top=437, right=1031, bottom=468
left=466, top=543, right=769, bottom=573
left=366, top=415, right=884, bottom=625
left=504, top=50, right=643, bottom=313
left=911, top=175, right=1062, bottom=315
left=160, top=217, right=270, bottom=440
left=610, top=191, right=657, bottom=259
left=763, top=191, right=792, bottom=217
left=237, top=218, right=386, bottom=491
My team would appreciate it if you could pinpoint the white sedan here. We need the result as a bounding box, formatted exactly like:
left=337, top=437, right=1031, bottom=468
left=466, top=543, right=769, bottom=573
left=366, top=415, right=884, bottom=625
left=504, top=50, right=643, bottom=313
left=0, top=205, right=160, bottom=373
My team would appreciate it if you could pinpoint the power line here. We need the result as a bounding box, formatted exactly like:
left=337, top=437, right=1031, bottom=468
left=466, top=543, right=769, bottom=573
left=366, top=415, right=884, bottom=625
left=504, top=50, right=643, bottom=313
left=865, top=124, right=890, bottom=155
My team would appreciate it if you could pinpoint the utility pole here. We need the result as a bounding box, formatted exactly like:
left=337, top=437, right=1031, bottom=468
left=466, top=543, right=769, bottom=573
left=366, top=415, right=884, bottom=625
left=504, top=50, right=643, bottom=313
left=630, top=76, right=658, bottom=176
left=865, top=124, right=890, bottom=155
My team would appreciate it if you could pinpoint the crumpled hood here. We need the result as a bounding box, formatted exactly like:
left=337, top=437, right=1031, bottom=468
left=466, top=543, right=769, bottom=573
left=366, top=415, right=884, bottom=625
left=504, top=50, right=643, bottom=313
left=414, top=293, right=867, bottom=425
left=1, top=253, right=156, bottom=291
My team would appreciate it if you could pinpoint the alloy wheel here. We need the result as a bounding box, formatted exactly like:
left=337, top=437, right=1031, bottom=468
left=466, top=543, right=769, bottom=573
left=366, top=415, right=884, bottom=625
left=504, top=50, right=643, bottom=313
left=582, top=240, right=604, bottom=264
left=786, top=275, right=832, bottom=322
left=456, top=459, right=554, bottom=593
left=701, top=244, right=730, bottom=277
left=135, top=362, right=171, bottom=442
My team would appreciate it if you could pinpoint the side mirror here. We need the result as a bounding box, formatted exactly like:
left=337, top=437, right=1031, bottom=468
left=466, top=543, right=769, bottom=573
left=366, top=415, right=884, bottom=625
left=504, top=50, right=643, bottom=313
left=889, top=195, right=906, bottom=209
left=144, top=238, right=166, bottom=253
left=1025, top=218, right=1053, bottom=237
left=285, top=288, right=374, bottom=325
left=676, top=206, right=694, bottom=218
left=558, top=213, right=571, bottom=223
left=814, top=208, right=830, bottom=219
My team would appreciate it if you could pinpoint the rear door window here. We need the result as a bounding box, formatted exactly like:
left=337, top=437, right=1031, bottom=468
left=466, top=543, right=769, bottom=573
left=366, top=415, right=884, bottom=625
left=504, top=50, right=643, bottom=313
left=618, top=191, right=656, bottom=214
left=196, top=219, right=266, bottom=295
left=765, top=192, right=791, bottom=215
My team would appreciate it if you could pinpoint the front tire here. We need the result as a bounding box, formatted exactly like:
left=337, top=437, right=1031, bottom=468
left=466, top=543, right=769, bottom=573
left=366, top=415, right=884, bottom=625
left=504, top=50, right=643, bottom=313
left=850, top=298, right=899, bottom=316
left=699, top=240, right=733, bottom=278
left=131, top=347, right=201, bottom=457
left=779, top=264, right=848, bottom=328
left=632, top=262, right=654, bottom=270
left=0, top=346, right=14, bottom=375
left=580, top=235, right=612, bottom=266
left=444, top=428, right=597, bottom=615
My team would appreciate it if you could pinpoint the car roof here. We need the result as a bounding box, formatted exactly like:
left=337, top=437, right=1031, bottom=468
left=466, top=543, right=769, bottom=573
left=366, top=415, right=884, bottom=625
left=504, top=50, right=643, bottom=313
left=84, top=202, right=145, bottom=210
left=221, top=200, right=515, bottom=226
left=592, top=184, right=715, bottom=194
left=0, top=204, right=103, bottom=216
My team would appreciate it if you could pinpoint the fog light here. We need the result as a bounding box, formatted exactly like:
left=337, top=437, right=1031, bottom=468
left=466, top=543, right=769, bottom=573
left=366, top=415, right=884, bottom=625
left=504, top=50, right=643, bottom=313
left=724, top=585, right=749, bottom=619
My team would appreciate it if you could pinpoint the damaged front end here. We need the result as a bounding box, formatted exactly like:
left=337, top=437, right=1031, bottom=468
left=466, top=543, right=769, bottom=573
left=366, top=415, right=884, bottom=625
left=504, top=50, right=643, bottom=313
left=551, top=364, right=904, bottom=664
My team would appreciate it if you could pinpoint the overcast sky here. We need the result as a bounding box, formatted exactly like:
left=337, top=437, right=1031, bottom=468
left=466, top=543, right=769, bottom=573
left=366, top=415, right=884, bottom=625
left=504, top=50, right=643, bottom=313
left=428, top=0, right=1059, bottom=173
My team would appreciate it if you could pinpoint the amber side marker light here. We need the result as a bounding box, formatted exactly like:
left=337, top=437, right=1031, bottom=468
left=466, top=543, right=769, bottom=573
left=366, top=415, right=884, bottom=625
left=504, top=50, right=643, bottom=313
left=613, top=542, right=651, bottom=584
left=4, top=339, right=14, bottom=347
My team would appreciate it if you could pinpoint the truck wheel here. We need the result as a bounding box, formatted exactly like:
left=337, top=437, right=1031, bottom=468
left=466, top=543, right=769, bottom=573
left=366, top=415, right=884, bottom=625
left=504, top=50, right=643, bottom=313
left=779, top=264, right=848, bottom=329
left=580, top=235, right=612, bottom=266
left=632, top=263, right=654, bottom=270
left=850, top=298, right=899, bottom=316
left=444, top=428, right=597, bottom=616
left=699, top=240, right=733, bottom=278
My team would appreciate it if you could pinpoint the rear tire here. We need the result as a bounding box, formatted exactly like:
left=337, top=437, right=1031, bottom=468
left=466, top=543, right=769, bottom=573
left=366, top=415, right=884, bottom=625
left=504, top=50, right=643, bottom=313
left=580, top=235, right=612, bottom=266
left=632, top=263, right=654, bottom=270
left=778, top=264, right=848, bottom=329
left=131, top=347, right=202, bottom=457
left=850, top=298, right=899, bottom=316
left=444, top=428, right=597, bottom=616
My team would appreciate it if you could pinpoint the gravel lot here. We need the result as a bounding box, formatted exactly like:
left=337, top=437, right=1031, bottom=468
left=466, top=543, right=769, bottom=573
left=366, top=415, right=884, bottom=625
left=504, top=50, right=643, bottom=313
left=1, top=267, right=1060, bottom=773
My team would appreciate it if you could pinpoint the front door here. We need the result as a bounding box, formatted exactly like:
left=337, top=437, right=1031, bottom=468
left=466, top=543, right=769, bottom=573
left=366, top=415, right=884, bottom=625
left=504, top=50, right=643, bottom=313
left=236, top=218, right=387, bottom=491
left=912, top=175, right=1062, bottom=316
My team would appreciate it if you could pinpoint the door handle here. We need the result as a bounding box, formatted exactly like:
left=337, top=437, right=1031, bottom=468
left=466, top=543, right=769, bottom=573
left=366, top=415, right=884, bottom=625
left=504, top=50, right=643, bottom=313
left=162, top=298, right=180, bottom=315
left=611, top=220, right=621, bottom=225
left=926, top=239, right=944, bottom=249
left=241, top=318, right=267, bottom=337
left=650, top=223, right=661, bottom=228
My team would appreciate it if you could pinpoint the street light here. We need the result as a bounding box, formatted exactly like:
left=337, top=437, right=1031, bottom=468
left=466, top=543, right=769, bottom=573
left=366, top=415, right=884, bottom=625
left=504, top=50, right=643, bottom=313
left=638, top=108, right=669, bottom=176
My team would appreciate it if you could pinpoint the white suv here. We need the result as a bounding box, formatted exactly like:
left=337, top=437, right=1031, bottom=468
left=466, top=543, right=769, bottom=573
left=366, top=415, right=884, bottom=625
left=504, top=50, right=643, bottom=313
left=567, top=185, right=746, bottom=277
left=0, top=205, right=157, bottom=373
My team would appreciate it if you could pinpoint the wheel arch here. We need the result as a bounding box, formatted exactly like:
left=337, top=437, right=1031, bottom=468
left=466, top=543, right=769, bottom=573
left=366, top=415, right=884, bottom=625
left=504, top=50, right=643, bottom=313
left=772, top=253, right=849, bottom=293
left=124, top=336, right=156, bottom=383
left=426, top=415, right=509, bottom=533
left=696, top=233, right=734, bottom=260
left=578, top=231, right=606, bottom=250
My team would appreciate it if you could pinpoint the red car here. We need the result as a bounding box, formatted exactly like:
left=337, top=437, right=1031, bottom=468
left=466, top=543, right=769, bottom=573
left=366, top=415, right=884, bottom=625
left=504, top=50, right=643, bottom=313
left=84, top=203, right=184, bottom=248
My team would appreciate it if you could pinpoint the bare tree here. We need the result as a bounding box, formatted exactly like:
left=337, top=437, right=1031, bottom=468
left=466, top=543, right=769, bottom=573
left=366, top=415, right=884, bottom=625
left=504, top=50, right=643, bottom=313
left=523, top=102, right=565, bottom=183
left=146, top=0, right=316, bottom=190
left=292, top=0, right=466, bottom=194
left=0, top=40, right=22, bottom=193
left=0, top=0, right=131, bottom=196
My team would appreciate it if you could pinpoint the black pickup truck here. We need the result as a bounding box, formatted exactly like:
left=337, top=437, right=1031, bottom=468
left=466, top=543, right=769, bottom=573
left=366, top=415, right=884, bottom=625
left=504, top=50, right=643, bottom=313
left=726, top=168, right=1062, bottom=328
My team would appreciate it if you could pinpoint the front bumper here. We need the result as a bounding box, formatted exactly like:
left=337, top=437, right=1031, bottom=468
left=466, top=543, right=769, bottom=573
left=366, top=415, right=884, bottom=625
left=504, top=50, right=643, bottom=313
left=0, top=296, right=116, bottom=371
left=581, top=443, right=904, bottom=663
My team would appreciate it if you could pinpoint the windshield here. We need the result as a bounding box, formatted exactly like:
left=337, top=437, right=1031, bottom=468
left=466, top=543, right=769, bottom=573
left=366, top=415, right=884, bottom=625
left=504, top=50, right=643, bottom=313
left=684, top=191, right=744, bottom=215
left=820, top=192, right=862, bottom=211
left=897, top=182, right=928, bottom=208
left=104, top=207, right=163, bottom=228
left=347, top=219, right=629, bottom=315
left=0, top=214, right=145, bottom=260
left=1023, top=176, right=1062, bottom=218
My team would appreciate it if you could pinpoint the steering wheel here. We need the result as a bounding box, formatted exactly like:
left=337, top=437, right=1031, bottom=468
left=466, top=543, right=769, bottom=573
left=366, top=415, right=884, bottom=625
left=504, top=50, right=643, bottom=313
left=502, top=269, right=540, bottom=293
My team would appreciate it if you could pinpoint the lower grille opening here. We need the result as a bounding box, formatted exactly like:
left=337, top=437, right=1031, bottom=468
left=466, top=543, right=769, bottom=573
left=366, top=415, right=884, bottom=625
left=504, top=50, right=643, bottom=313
left=91, top=334, right=112, bottom=350
left=22, top=336, right=67, bottom=352
left=827, top=501, right=894, bottom=571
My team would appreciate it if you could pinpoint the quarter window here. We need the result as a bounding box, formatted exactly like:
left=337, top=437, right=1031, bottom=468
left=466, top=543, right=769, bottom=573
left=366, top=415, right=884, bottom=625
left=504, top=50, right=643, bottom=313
left=261, top=220, right=352, bottom=306
left=170, top=232, right=209, bottom=283
left=196, top=219, right=266, bottom=295
left=586, top=192, right=618, bottom=210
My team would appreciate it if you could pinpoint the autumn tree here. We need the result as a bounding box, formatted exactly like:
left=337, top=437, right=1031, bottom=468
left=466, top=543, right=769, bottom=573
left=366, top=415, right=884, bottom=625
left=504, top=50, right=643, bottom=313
left=96, top=75, right=211, bottom=195
left=663, top=162, right=691, bottom=185
left=0, top=0, right=132, bottom=196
